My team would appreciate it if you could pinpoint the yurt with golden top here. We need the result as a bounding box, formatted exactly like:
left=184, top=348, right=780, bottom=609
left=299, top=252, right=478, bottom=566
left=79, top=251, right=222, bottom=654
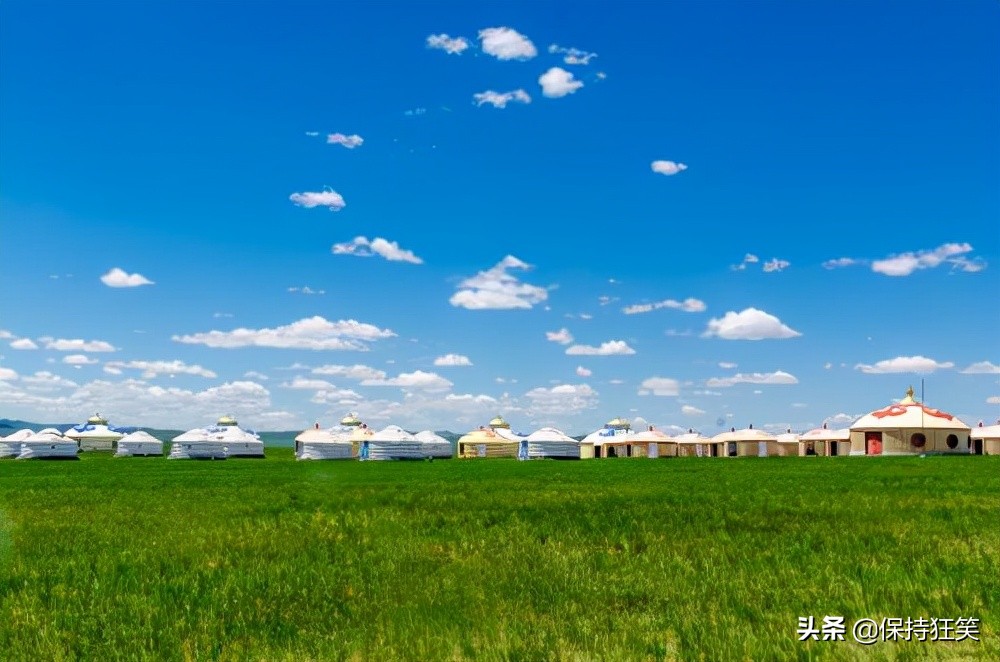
left=456, top=416, right=522, bottom=458
left=849, top=386, right=971, bottom=456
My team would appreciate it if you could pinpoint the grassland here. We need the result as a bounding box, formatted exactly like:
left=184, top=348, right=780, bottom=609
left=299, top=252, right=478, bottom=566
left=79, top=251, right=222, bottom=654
left=0, top=451, right=997, bottom=661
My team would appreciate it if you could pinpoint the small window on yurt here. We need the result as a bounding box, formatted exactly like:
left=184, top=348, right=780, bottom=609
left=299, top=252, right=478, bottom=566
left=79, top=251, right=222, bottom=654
left=910, top=432, right=927, bottom=448
left=946, top=434, right=959, bottom=449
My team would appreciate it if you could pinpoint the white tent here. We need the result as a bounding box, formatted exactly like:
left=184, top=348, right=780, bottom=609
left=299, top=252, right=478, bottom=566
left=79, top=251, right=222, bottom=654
left=169, top=428, right=228, bottom=460
left=169, top=415, right=262, bottom=459
left=1, top=428, right=34, bottom=459
left=798, top=426, right=851, bottom=457
left=525, top=427, right=587, bottom=459
left=414, top=430, right=454, bottom=459
left=849, top=387, right=971, bottom=455
left=64, top=414, right=125, bottom=451
left=774, top=430, right=801, bottom=457
left=674, top=430, right=718, bottom=457
left=115, top=430, right=164, bottom=457
left=294, top=424, right=354, bottom=460
left=970, top=423, right=1000, bottom=455
left=712, top=426, right=777, bottom=457
left=17, top=428, right=79, bottom=460
left=363, top=425, right=425, bottom=460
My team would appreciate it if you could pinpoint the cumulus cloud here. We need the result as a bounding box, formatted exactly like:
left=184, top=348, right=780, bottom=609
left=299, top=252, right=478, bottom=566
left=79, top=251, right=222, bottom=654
left=855, top=356, right=955, bottom=374
left=762, top=258, right=791, bottom=273
left=103, top=359, right=217, bottom=379
left=822, top=257, right=864, bottom=270
left=703, top=308, right=801, bottom=340
left=280, top=377, right=337, bottom=390
left=650, top=160, right=688, bottom=176
left=172, top=316, right=396, bottom=351
left=288, top=286, right=325, bottom=295
left=828, top=243, right=986, bottom=276
left=63, top=354, right=98, bottom=365
left=450, top=255, right=547, bottom=310
left=622, top=297, right=706, bottom=314
left=0, top=367, right=19, bottom=381
left=524, top=383, right=598, bottom=416
left=362, top=370, right=454, bottom=391
left=639, top=377, right=679, bottom=396
left=427, top=33, right=470, bottom=54
left=101, top=267, right=154, bottom=288
left=312, top=364, right=386, bottom=381
left=473, top=89, right=531, bottom=108
left=575, top=366, right=592, bottom=377
left=961, top=361, right=1000, bottom=374
left=681, top=405, right=705, bottom=416
left=718, top=362, right=737, bottom=369
left=705, top=370, right=799, bottom=387
left=289, top=189, right=346, bottom=211
left=332, top=236, right=423, bottom=264
left=538, top=67, right=583, bottom=98
left=244, top=371, right=269, bottom=381
left=21, top=371, right=78, bottom=391
left=10, top=338, right=38, bottom=350
left=326, top=133, right=364, bottom=149
left=730, top=254, right=760, bottom=271
left=548, top=43, right=597, bottom=65
left=987, top=396, right=1000, bottom=405
left=566, top=340, right=636, bottom=356
left=42, top=337, right=116, bottom=352
left=478, top=27, right=537, bottom=60
left=434, top=354, right=473, bottom=367
left=546, top=328, right=574, bottom=345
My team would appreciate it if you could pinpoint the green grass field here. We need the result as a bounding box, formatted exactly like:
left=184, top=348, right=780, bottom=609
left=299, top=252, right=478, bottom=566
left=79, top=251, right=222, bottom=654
left=1, top=451, right=997, bottom=661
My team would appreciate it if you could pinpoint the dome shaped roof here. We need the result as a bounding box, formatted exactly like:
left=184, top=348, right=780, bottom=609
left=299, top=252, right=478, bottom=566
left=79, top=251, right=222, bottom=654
left=217, top=415, right=238, bottom=427
left=488, top=416, right=510, bottom=429
left=799, top=425, right=850, bottom=441
left=526, top=427, right=576, bottom=443
left=458, top=428, right=499, bottom=444
left=674, top=430, right=712, bottom=444
left=624, top=429, right=674, bottom=443
left=850, top=387, right=970, bottom=431
left=340, top=413, right=362, bottom=427
left=711, top=426, right=777, bottom=443
left=87, top=413, right=108, bottom=425
left=371, top=425, right=416, bottom=442
left=971, top=424, right=1000, bottom=440
left=606, top=417, right=631, bottom=430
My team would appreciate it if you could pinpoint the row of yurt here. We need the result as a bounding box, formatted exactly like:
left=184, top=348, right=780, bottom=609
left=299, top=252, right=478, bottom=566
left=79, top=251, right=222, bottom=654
left=294, top=415, right=455, bottom=461
left=10, top=428, right=79, bottom=459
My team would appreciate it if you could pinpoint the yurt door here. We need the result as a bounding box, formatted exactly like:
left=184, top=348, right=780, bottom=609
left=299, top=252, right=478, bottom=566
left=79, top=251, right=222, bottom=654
left=865, top=432, right=882, bottom=455
left=973, top=439, right=983, bottom=455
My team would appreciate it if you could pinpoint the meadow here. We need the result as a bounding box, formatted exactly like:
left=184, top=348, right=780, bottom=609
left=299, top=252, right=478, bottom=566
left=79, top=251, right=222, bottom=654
left=0, top=451, right=997, bottom=661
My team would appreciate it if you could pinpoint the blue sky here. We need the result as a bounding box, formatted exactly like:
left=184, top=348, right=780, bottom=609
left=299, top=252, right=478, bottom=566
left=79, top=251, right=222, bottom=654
left=1, top=1, right=997, bottom=434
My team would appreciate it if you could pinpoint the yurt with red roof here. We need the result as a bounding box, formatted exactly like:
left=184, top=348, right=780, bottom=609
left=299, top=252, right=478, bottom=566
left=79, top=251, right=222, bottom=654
left=849, top=386, right=971, bottom=456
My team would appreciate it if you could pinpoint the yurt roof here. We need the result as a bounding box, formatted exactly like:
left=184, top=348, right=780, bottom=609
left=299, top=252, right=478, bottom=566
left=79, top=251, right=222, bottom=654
left=525, top=427, right=577, bottom=443
left=850, top=387, right=970, bottom=431
left=775, top=431, right=800, bottom=444
left=799, top=426, right=850, bottom=441
left=488, top=416, right=510, bottom=429
left=624, top=429, right=674, bottom=443
left=970, top=424, right=1000, bottom=440
left=119, top=430, right=162, bottom=443
left=712, top=426, right=777, bottom=443
left=172, top=429, right=210, bottom=442
left=458, top=428, right=498, bottom=444
left=371, top=425, right=416, bottom=442
left=295, top=427, right=351, bottom=443
left=674, top=430, right=712, bottom=444
left=494, top=427, right=525, bottom=442
left=65, top=422, right=124, bottom=440
left=26, top=428, right=69, bottom=441
left=414, top=430, right=450, bottom=444
left=1, top=428, right=35, bottom=441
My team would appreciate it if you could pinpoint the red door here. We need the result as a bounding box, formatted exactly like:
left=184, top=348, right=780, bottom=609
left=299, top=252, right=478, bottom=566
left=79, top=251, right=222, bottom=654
left=866, top=432, right=882, bottom=455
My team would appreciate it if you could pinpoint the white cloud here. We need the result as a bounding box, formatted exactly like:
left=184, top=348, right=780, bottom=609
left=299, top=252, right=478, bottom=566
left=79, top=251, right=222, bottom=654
left=524, top=383, right=598, bottom=416
left=987, top=396, right=1000, bottom=405
left=362, top=370, right=453, bottom=391
left=478, top=27, right=537, bottom=60
left=473, top=89, right=531, bottom=108
left=566, top=340, right=636, bottom=356
left=172, top=316, right=396, bottom=351
left=575, top=366, right=592, bottom=377
left=326, top=133, right=363, bottom=149
left=639, top=377, right=679, bottom=396
left=692, top=389, right=722, bottom=396
left=288, top=286, right=325, bottom=295
left=403, top=108, right=427, bottom=117
left=868, top=243, right=984, bottom=276
left=650, top=160, right=688, bottom=176
left=101, top=267, right=154, bottom=288
left=450, top=255, right=547, bottom=310
left=312, top=364, right=387, bottom=381
left=718, top=362, right=737, bottom=369
left=434, top=354, right=473, bottom=367
left=706, top=370, right=799, bottom=387
left=822, top=257, right=864, bottom=270
left=546, top=328, right=574, bottom=345
left=762, top=258, right=791, bottom=273
left=10, top=338, right=38, bottom=350
left=0, top=330, right=13, bottom=339
left=281, top=377, right=337, bottom=390
left=63, top=354, right=98, bottom=365
left=427, top=33, right=470, bottom=54
left=332, top=236, right=423, bottom=264
left=579, top=313, right=593, bottom=320
left=289, top=189, right=346, bottom=211
left=21, top=371, right=78, bottom=391
left=622, top=297, right=706, bottom=314
left=961, top=361, right=1000, bottom=374
left=703, top=308, right=801, bottom=340
left=538, top=67, right=583, bottom=98
left=855, top=356, right=955, bottom=374
left=305, top=131, right=319, bottom=137
left=213, top=312, right=234, bottom=319
left=730, top=253, right=760, bottom=271
left=42, top=337, right=116, bottom=352
left=548, top=44, right=597, bottom=65
left=0, top=367, right=19, bottom=381
left=309, top=386, right=364, bottom=405
left=104, top=359, right=217, bottom=379
left=244, top=371, right=269, bottom=381
left=681, top=405, right=705, bottom=416
left=824, top=413, right=859, bottom=427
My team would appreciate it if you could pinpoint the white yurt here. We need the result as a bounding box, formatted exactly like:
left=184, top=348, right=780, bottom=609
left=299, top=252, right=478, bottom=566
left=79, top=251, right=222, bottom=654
left=774, top=430, right=801, bottom=457
left=583, top=417, right=633, bottom=458
left=849, top=387, right=971, bottom=456
left=362, top=425, right=424, bottom=460
left=798, top=425, right=851, bottom=457
left=169, top=428, right=228, bottom=460
left=674, top=429, right=719, bottom=457
left=620, top=427, right=677, bottom=458
left=414, top=430, right=454, bottom=459
left=1, top=428, right=34, bottom=459
left=17, top=428, right=79, bottom=460
left=712, top=425, right=777, bottom=457
left=525, top=427, right=592, bottom=459
left=212, top=415, right=264, bottom=458
left=969, top=422, right=1000, bottom=456
left=115, top=430, right=164, bottom=457
left=295, top=422, right=354, bottom=460
left=64, top=413, right=125, bottom=451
